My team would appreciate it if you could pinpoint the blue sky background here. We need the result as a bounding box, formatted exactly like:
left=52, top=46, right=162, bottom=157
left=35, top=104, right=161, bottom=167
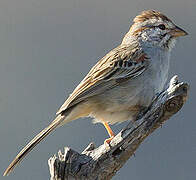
left=0, top=0, right=196, bottom=179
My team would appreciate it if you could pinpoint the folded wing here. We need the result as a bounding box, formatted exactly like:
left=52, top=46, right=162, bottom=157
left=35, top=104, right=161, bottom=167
left=56, top=44, right=149, bottom=115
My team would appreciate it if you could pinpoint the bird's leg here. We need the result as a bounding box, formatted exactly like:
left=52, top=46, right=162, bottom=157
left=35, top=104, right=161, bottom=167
left=103, top=122, right=115, bottom=145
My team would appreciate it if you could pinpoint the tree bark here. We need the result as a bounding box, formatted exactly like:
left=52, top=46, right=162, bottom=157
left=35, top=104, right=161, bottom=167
left=48, top=75, right=189, bottom=180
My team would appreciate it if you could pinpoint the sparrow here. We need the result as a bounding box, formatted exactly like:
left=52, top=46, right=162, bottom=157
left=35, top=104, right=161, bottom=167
left=3, top=10, right=188, bottom=176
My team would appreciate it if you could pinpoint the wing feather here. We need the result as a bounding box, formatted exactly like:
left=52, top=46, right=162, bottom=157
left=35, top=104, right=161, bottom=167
left=56, top=44, right=149, bottom=115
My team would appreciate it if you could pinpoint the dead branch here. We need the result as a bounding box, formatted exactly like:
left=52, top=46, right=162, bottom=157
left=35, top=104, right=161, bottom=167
left=48, top=75, right=189, bottom=180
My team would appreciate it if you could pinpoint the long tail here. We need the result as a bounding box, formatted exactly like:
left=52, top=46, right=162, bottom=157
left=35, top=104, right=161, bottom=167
left=3, top=114, right=65, bottom=176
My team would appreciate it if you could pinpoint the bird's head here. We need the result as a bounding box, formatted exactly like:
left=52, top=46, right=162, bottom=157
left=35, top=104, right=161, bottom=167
left=122, top=10, right=188, bottom=50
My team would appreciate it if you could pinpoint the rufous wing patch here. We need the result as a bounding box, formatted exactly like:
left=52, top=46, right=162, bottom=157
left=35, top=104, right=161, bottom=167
left=135, top=53, right=149, bottom=63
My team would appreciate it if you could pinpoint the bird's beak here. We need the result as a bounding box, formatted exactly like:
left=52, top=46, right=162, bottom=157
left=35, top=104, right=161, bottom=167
left=169, top=26, right=188, bottom=37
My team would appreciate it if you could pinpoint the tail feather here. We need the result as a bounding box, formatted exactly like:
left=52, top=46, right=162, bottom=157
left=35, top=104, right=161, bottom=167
left=3, top=115, right=64, bottom=176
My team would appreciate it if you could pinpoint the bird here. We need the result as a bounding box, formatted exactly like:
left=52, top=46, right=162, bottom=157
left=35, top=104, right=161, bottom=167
left=3, top=10, right=188, bottom=176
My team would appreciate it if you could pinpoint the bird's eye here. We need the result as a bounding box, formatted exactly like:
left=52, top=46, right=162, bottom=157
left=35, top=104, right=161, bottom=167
left=158, top=24, right=166, bottom=30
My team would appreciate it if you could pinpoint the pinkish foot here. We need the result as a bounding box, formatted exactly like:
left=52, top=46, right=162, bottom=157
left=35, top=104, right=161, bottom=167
left=104, top=135, right=115, bottom=145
